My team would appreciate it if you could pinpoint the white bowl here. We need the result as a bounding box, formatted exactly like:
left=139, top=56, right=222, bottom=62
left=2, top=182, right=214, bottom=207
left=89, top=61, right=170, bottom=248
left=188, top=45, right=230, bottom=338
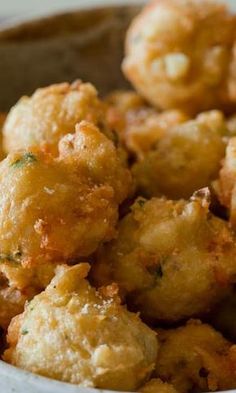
left=0, top=1, right=236, bottom=392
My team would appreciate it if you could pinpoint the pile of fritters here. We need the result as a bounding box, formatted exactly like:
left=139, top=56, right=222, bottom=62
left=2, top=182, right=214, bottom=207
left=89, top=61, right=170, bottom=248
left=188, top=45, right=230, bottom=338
left=2, top=1, right=236, bottom=392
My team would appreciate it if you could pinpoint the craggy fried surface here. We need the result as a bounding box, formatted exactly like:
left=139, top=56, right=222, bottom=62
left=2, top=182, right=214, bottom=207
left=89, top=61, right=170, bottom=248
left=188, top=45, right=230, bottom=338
left=123, top=0, right=236, bottom=115
left=2, top=81, right=107, bottom=156
left=92, top=191, right=236, bottom=322
left=131, top=111, right=227, bottom=199
left=4, top=264, right=158, bottom=391
left=106, top=90, right=188, bottom=159
left=156, top=320, right=236, bottom=393
left=0, top=121, right=132, bottom=268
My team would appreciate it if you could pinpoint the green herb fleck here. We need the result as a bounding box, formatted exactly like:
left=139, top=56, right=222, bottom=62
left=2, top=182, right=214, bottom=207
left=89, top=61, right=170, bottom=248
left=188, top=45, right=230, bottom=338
left=137, top=198, right=146, bottom=208
left=0, top=254, right=14, bottom=262
left=0, top=249, right=22, bottom=264
left=21, top=329, right=29, bottom=335
left=11, top=152, right=37, bottom=168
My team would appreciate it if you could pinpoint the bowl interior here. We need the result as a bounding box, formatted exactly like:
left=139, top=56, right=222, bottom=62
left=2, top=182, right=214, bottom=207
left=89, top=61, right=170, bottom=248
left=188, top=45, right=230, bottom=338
left=0, top=5, right=140, bottom=390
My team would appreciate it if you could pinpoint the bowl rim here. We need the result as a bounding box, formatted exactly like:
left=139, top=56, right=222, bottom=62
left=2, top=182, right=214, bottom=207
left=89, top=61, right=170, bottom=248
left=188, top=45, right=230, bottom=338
left=0, top=359, right=235, bottom=393
left=0, top=0, right=145, bottom=31
left=0, top=359, right=128, bottom=393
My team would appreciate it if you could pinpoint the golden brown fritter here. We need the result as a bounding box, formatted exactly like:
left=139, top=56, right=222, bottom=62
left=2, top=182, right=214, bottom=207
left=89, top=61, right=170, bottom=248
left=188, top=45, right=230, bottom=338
left=4, top=264, right=158, bottom=391
left=3, top=81, right=108, bottom=156
left=156, top=320, right=236, bottom=393
left=140, top=378, right=178, bottom=393
left=123, top=0, right=236, bottom=115
left=106, top=90, right=188, bottom=159
left=92, top=190, right=236, bottom=322
left=132, top=110, right=227, bottom=199
left=106, top=90, right=147, bottom=137
left=0, top=121, right=132, bottom=268
left=0, top=152, right=115, bottom=266
left=59, top=121, right=133, bottom=204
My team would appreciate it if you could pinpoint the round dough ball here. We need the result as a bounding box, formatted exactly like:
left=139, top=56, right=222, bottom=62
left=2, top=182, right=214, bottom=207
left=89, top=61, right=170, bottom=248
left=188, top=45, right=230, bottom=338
left=132, top=110, right=227, bottom=199
left=59, top=121, right=133, bottom=204
left=132, top=111, right=227, bottom=199
left=92, top=190, right=236, bottom=322
left=156, top=320, right=236, bottom=393
left=106, top=90, right=188, bottom=159
left=3, top=81, right=107, bottom=156
left=123, top=0, right=236, bottom=115
left=0, top=151, right=116, bottom=264
left=0, top=121, right=132, bottom=267
left=4, top=264, right=158, bottom=391
left=105, top=90, right=150, bottom=143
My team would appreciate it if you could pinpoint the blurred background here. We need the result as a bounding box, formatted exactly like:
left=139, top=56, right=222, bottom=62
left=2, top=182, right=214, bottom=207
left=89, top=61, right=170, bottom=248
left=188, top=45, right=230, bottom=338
left=1, top=0, right=236, bottom=22
left=0, top=0, right=143, bottom=21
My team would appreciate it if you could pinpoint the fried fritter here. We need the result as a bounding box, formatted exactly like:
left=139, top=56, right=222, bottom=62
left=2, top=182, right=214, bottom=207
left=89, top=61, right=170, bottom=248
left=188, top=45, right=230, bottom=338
left=92, top=190, right=236, bottom=322
left=0, top=121, right=132, bottom=267
left=106, top=90, right=147, bottom=138
left=156, top=320, right=236, bottom=393
left=59, top=121, right=132, bottom=204
left=4, top=264, right=158, bottom=391
left=132, top=111, right=227, bottom=199
left=123, top=0, right=236, bottom=115
left=106, top=90, right=188, bottom=159
left=3, top=81, right=107, bottom=156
